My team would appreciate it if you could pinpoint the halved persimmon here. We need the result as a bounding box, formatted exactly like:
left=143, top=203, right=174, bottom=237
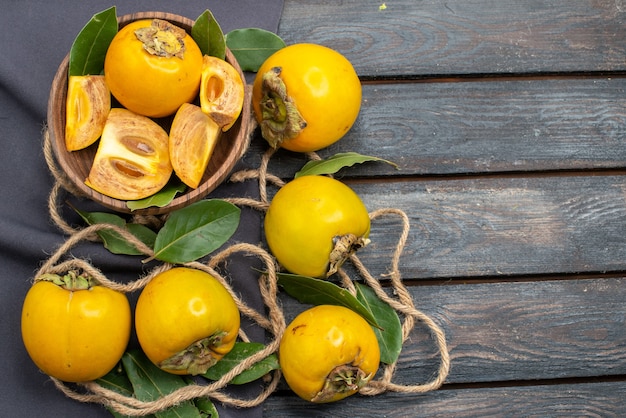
left=85, top=108, right=172, bottom=200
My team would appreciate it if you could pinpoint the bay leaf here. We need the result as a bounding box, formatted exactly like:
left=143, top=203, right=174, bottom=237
left=203, top=342, right=279, bottom=385
left=355, top=283, right=403, bottom=364
left=192, top=9, right=225, bottom=60
left=73, top=208, right=156, bottom=255
left=152, top=200, right=240, bottom=264
left=225, top=28, right=285, bottom=72
left=69, top=6, right=118, bottom=76
left=122, top=350, right=202, bottom=418
left=127, top=180, right=187, bottom=211
left=295, top=152, right=398, bottom=178
left=277, top=272, right=379, bottom=328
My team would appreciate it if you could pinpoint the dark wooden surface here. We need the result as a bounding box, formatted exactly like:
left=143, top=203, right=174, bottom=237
left=261, top=0, right=626, bottom=416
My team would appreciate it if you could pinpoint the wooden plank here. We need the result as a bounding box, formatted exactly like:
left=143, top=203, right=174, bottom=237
left=279, top=0, right=626, bottom=77
left=320, top=175, right=626, bottom=279
left=278, top=278, right=626, bottom=384
left=264, top=380, right=626, bottom=417
left=246, top=77, right=626, bottom=178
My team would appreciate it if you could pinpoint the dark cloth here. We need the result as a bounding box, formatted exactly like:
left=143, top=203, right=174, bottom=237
left=0, top=2, right=283, bottom=417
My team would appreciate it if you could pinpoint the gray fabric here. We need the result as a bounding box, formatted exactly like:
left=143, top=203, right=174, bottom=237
left=0, top=2, right=283, bottom=417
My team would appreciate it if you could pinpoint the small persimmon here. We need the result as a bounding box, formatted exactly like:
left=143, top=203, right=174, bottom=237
left=104, top=19, right=203, bottom=118
left=252, top=43, right=361, bottom=152
left=264, top=175, right=370, bottom=279
left=135, top=267, right=240, bottom=375
left=279, top=305, right=380, bottom=403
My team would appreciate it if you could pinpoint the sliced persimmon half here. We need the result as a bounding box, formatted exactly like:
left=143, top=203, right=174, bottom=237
left=85, top=108, right=172, bottom=200
left=199, top=55, right=245, bottom=131
left=169, top=103, right=221, bottom=189
left=65, top=75, right=111, bottom=151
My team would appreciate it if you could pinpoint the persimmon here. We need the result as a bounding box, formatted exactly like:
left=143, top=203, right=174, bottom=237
left=104, top=19, right=203, bottom=118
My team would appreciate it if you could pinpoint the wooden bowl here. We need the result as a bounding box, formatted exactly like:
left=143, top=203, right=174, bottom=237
left=47, top=12, right=251, bottom=215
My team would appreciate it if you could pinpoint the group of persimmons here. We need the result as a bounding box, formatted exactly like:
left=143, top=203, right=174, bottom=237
left=36, top=15, right=386, bottom=406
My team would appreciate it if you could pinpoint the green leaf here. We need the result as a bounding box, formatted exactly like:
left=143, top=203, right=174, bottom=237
left=295, top=152, right=398, bottom=178
left=122, top=350, right=203, bottom=418
left=355, top=283, right=403, bottom=364
left=225, top=28, right=285, bottom=72
left=127, top=180, right=187, bottom=211
left=97, top=366, right=144, bottom=418
left=277, top=273, right=380, bottom=328
left=203, top=342, right=279, bottom=385
left=193, top=396, right=219, bottom=417
left=192, top=10, right=226, bottom=59
left=126, top=223, right=158, bottom=249
left=73, top=208, right=156, bottom=255
left=97, top=366, right=133, bottom=397
left=69, top=6, right=118, bottom=76
left=153, top=200, right=240, bottom=264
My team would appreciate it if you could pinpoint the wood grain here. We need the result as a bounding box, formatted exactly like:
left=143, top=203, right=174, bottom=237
left=259, top=2, right=626, bottom=416
left=246, top=77, right=626, bottom=178
left=273, top=175, right=626, bottom=279
left=264, top=380, right=626, bottom=417
left=277, top=278, right=626, bottom=384
left=280, top=0, right=626, bottom=77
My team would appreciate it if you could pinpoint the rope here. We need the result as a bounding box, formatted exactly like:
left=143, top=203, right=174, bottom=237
left=37, top=125, right=450, bottom=414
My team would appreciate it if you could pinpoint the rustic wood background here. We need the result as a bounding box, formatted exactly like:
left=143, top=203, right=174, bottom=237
left=257, top=0, right=626, bottom=416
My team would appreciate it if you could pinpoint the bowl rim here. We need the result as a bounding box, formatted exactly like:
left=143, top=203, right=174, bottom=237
left=47, top=11, right=252, bottom=215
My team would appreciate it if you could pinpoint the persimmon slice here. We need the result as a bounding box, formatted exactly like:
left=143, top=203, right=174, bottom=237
left=65, top=75, right=111, bottom=151
left=199, top=55, right=245, bottom=131
left=85, top=108, right=172, bottom=200
left=169, top=103, right=221, bottom=189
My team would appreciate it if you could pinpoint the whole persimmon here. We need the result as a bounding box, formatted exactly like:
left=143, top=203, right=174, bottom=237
left=279, top=305, right=380, bottom=403
left=252, top=43, right=362, bottom=152
left=104, top=19, right=203, bottom=118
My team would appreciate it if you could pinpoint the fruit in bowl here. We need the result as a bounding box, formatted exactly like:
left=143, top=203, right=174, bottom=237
left=47, top=11, right=249, bottom=215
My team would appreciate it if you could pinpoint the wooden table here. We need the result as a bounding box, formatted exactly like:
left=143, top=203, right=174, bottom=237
left=254, top=0, right=626, bottom=415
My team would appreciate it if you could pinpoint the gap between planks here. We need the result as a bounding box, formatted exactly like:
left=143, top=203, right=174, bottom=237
left=380, top=271, right=626, bottom=288
left=437, top=373, right=626, bottom=391
left=360, top=71, right=626, bottom=84
left=341, top=167, right=626, bottom=184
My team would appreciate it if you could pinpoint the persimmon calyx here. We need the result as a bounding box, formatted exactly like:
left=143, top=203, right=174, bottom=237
left=258, top=66, right=307, bottom=148
left=327, top=233, right=370, bottom=277
left=159, top=331, right=228, bottom=375
left=37, top=271, right=94, bottom=290
left=135, top=19, right=187, bottom=59
left=311, top=364, right=373, bottom=403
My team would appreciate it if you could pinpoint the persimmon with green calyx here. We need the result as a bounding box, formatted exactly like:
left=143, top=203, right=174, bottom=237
left=134, top=267, right=240, bottom=375
left=264, top=175, right=370, bottom=279
left=279, top=305, right=380, bottom=403
left=252, top=43, right=362, bottom=152
left=21, top=271, right=131, bottom=382
left=104, top=19, right=203, bottom=118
